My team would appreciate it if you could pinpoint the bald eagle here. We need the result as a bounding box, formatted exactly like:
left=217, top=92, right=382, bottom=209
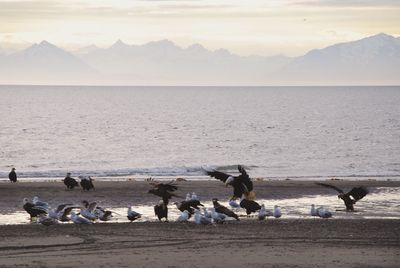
left=205, top=165, right=254, bottom=200
left=316, top=183, right=368, bottom=211
left=148, top=181, right=179, bottom=205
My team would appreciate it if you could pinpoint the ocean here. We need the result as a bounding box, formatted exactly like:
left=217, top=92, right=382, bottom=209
left=1, top=85, right=399, bottom=180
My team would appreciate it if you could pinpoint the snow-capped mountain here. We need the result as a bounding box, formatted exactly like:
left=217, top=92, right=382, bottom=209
left=283, top=33, right=400, bottom=85
left=0, top=33, right=399, bottom=85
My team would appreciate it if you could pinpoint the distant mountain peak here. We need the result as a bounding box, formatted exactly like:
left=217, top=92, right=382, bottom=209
left=36, top=40, right=58, bottom=49
left=186, top=43, right=209, bottom=54
left=145, top=39, right=180, bottom=49
left=110, top=39, right=130, bottom=49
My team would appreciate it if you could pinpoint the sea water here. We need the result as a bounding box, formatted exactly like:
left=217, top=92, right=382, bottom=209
left=0, top=85, right=399, bottom=180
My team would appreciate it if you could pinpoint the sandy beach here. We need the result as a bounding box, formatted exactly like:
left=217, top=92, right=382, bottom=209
left=0, top=180, right=399, bottom=267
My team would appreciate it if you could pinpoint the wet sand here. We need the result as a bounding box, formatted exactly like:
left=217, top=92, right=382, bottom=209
left=1, top=179, right=399, bottom=213
left=0, top=180, right=399, bottom=267
left=0, top=219, right=399, bottom=267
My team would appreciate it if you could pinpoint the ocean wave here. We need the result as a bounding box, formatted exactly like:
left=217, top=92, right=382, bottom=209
left=0, top=165, right=245, bottom=179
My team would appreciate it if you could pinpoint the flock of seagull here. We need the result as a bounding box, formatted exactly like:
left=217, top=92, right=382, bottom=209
left=20, top=165, right=369, bottom=226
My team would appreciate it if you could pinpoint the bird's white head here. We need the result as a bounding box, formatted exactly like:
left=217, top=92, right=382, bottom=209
left=22, top=198, right=29, bottom=205
left=225, top=176, right=234, bottom=186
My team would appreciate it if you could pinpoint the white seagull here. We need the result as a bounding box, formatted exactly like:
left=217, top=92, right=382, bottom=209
left=176, top=210, right=190, bottom=223
left=273, top=205, right=282, bottom=218
left=70, top=212, right=93, bottom=224
left=258, top=204, right=273, bottom=220
left=194, top=210, right=212, bottom=225
left=210, top=208, right=226, bottom=224
left=310, top=204, right=318, bottom=217
left=317, top=207, right=332, bottom=218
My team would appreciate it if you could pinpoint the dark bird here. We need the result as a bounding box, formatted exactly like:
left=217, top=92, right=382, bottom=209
left=240, top=199, right=262, bottom=216
left=174, top=200, right=204, bottom=216
left=316, top=183, right=369, bottom=211
left=9, top=168, right=17, bottom=183
left=148, top=181, right=179, bottom=205
left=63, top=173, right=78, bottom=190
left=80, top=176, right=95, bottom=191
left=154, top=200, right=168, bottom=222
left=212, top=199, right=239, bottom=220
left=205, top=165, right=254, bottom=200
left=23, top=198, right=48, bottom=220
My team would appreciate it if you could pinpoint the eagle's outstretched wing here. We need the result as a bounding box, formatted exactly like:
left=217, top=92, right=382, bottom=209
left=315, top=183, right=344, bottom=194
left=205, top=170, right=230, bottom=183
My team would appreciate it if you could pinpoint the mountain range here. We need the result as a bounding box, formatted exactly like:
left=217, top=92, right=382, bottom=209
left=0, top=33, right=399, bottom=85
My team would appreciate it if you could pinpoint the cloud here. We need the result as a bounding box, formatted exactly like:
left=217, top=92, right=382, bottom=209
left=290, top=0, right=400, bottom=7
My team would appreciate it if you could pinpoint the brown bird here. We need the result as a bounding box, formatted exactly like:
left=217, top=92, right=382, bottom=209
left=212, top=198, right=239, bottom=220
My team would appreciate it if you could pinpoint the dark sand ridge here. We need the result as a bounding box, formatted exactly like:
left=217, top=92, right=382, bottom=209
left=0, top=219, right=399, bottom=267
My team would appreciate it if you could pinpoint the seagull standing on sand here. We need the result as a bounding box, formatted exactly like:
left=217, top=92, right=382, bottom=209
left=194, top=209, right=212, bottom=225
left=32, top=196, right=49, bottom=210
left=70, top=212, right=93, bottom=224
left=258, top=204, right=272, bottom=220
left=80, top=201, right=98, bottom=221
left=273, top=205, right=282, bottom=218
left=229, top=199, right=240, bottom=208
left=37, top=215, right=59, bottom=226
left=176, top=210, right=190, bottom=223
left=317, top=207, right=332, bottom=218
left=191, top=192, right=199, bottom=201
left=310, top=204, right=318, bottom=217
left=210, top=208, right=226, bottom=224
left=49, top=204, right=79, bottom=222
left=127, top=207, right=141, bottom=222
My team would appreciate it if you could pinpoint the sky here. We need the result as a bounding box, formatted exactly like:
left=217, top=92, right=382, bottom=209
left=0, top=0, right=399, bottom=56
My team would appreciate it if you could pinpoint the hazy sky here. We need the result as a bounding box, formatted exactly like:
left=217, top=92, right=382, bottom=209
left=0, top=0, right=399, bottom=56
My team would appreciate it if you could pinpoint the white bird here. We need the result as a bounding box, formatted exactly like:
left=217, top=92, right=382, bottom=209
left=37, top=215, right=59, bottom=226
left=176, top=210, right=190, bottom=223
left=210, top=208, right=226, bottom=224
left=70, top=212, right=93, bottom=224
left=49, top=204, right=78, bottom=222
left=228, top=199, right=240, bottom=208
left=32, top=196, right=49, bottom=210
left=127, top=207, right=141, bottom=222
left=202, top=207, right=212, bottom=218
left=194, top=210, right=212, bottom=225
left=273, top=205, right=282, bottom=218
left=258, top=204, right=273, bottom=220
left=191, top=192, right=199, bottom=201
left=317, top=207, right=332, bottom=218
left=185, top=193, right=191, bottom=201
left=80, top=201, right=98, bottom=221
left=311, top=204, right=318, bottom=217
